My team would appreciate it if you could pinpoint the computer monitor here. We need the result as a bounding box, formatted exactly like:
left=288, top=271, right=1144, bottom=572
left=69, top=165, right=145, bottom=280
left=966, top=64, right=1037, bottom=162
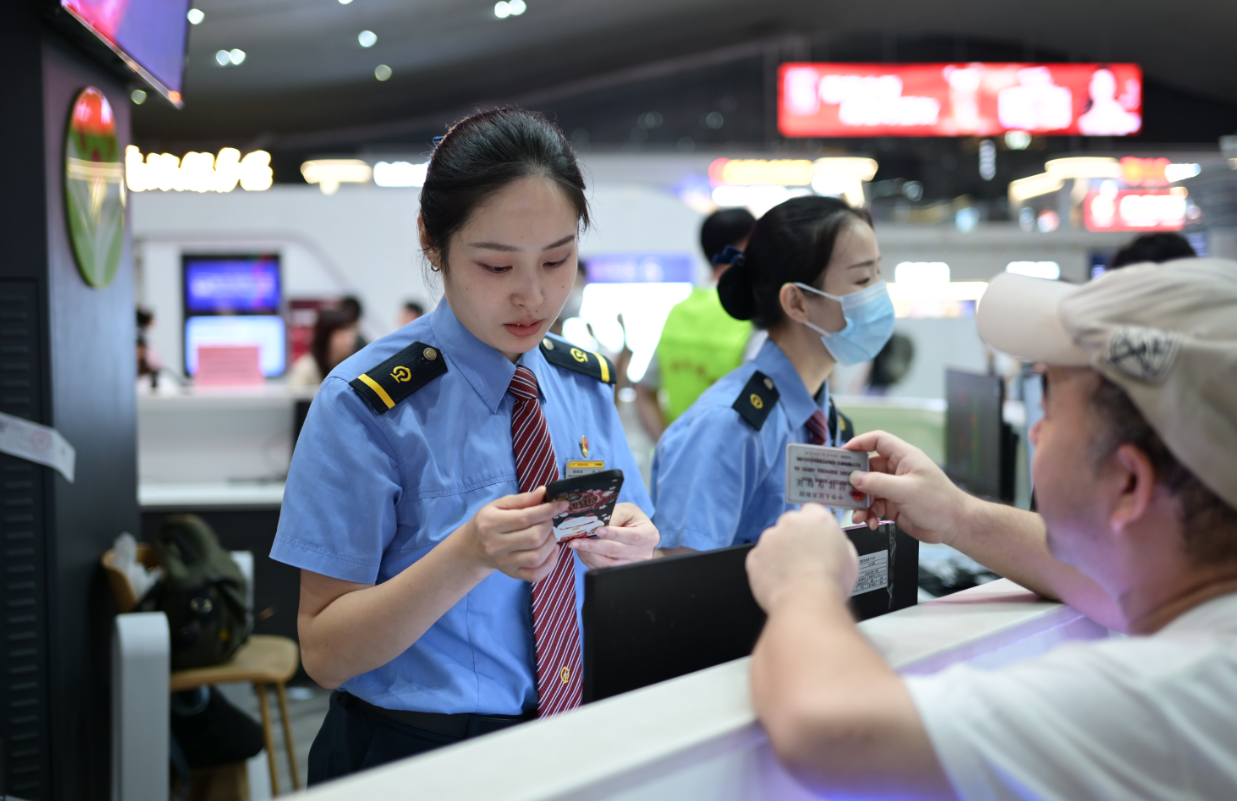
left=945, top=368, right=1016, bottom=503
left=1019, top=368, right=1045, bottom=499
left=182, top=254, right=286, bottom=377
left=582, top=522, right=919, bottom=703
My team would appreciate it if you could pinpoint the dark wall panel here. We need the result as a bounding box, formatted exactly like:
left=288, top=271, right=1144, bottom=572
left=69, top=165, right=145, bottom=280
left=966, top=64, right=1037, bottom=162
left=0, top=283, right=51, bottom=800
left=0, top=4, right=138, bottom=799
left=40, top=33, right=139, bottom=801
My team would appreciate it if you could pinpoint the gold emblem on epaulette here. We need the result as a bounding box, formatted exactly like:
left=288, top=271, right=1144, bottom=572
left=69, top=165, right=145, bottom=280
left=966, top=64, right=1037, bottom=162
left=750, top=394, right=763, bottom=409
left=570, top=348, right=588, bottom=363
left=391, top=366, right=412, bottom=383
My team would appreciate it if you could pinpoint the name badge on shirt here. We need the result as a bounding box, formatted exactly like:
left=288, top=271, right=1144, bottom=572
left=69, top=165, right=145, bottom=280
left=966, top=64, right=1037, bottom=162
left=566, top=460, right=606, bottom=478
left=785, top=443, right=871, bottom=509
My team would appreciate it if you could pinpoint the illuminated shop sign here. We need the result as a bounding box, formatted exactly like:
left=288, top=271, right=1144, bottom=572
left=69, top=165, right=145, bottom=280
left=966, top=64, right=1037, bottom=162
left=1120, top=157, right=1201, bottom=187
left=707, top=157, right=878, bottom=213
left=779, top=63, right=1142, bottom=138
left=126, top=146, right=272, bottom=192
left=1084, top=187, right=1188, bottom=232
left=585, top=253, right=695, bottom=284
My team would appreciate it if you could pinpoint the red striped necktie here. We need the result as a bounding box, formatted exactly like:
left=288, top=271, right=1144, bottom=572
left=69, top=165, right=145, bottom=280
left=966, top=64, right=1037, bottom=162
left=508, top=365, right=582, bottom=717
left=806, top=409, right=830, bottom=446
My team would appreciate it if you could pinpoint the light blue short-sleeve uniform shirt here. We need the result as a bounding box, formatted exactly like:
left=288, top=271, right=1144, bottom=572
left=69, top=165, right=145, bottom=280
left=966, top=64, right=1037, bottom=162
left=651, top=338, right=834, bottom=551
left=270, top=301, right=653, bottom=715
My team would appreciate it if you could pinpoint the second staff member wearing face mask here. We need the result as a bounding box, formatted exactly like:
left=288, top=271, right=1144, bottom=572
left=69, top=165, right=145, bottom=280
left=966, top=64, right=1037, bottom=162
left=650, top=197, right=891, bottom=553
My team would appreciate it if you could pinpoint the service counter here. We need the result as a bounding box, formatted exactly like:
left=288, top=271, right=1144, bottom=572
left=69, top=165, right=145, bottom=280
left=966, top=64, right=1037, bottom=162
left=298, top=579, right=1108, bottom=801
left=138, top=387, right=305, bottom=649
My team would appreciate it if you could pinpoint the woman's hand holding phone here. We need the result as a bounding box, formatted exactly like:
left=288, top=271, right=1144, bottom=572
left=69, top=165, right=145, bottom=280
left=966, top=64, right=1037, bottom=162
left=568, top=502, right=660, bottom=569
left=462, top=487, right=569, bottom=582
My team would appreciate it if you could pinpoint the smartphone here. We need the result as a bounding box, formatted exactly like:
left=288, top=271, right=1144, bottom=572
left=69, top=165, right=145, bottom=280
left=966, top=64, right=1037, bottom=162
left=544, top=469, right=624, bottom=542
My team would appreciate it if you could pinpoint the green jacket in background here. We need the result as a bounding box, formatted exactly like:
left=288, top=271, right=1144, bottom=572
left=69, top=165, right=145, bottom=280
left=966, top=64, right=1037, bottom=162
left=656, top=287, right=751, bottom=423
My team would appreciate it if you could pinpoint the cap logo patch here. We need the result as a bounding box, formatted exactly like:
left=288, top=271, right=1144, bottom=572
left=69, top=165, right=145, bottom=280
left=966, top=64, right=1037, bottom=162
left=1105, top=325, right=1181, bottom=383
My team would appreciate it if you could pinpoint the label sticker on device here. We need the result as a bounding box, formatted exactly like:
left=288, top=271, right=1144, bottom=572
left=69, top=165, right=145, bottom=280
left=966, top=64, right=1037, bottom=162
left=851, top=550, right=889, bottom=597
left=785, top=443, right=870, bottom=509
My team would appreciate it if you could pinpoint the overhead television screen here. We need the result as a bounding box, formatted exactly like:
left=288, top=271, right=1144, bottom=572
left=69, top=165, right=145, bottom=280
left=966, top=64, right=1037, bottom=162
left=60, top=0, right=190, bottom=102
left=184, top=256, right=281, bottom=315
left=779, top=63, right=1142, bottom=138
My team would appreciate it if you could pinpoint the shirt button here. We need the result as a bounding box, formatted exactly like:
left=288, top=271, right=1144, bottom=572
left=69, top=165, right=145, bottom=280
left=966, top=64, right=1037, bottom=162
left=423, top=347, right=438, bottom=360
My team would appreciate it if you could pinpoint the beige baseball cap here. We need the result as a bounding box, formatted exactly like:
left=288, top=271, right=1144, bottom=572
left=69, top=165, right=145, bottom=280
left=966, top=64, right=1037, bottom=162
left=977, top=258, right=1237, bottom=508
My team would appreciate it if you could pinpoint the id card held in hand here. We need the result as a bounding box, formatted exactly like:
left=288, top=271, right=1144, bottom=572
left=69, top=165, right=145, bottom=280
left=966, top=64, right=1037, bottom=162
left=785, top=444, right=871, bottom=510
left=544, top=469, right=624, bottom=542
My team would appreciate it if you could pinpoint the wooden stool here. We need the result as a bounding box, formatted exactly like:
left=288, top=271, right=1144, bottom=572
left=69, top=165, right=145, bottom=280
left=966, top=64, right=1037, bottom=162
left=103, top=545, right=303, bottom=795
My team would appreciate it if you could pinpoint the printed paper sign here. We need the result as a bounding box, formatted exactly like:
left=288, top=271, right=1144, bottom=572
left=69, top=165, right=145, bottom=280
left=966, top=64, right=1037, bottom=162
left=851, top=550, right=889, bottom=597
left=0, top=411, right=76, bottom=482
left=785, top=443, right=871, bottom=509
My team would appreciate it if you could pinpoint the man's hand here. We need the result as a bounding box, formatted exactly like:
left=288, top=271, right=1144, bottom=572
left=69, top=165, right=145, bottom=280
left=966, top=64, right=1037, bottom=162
left=746, top=505, right=859, bottom=613
left=568, top=502, right=659, bottom=569
left=845, top=431, right=973, bottom=546
left=464, top=488, right=567, bottom=582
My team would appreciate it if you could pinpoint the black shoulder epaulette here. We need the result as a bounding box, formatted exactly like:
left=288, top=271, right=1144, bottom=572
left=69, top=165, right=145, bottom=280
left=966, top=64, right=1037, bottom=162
left=348, top=341, right=447, bottom=414
left=539, top=337, right=615, bottom=385
left=732, top=371, right=779, bottom=430
left=828, top=399, right=855, bottom=445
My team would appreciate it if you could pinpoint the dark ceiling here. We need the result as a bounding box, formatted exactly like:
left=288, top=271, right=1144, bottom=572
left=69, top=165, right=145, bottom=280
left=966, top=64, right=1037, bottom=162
left=131, top=0, right=1237, bottom=156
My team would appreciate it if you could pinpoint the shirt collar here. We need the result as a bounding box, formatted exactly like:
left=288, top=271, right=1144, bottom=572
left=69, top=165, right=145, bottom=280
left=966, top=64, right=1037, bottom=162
left=754, top=339, right=827, bottom=429
left=429, top=300, right=526, bottom=414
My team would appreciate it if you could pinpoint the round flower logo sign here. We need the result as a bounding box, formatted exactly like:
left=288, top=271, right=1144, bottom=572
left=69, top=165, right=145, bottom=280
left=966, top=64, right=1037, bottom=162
left=64, top=87, right=125, bottom=289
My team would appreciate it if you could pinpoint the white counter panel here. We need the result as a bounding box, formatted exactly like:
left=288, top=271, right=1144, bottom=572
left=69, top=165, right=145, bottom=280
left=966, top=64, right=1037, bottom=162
left=137, top=389, right=310, bottom=485
left=299, top=579, right=1108, bottom=801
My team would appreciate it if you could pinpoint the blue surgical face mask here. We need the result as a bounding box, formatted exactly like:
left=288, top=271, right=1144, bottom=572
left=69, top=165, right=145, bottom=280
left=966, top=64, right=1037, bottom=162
left=794, top=281, right=895, bottom=365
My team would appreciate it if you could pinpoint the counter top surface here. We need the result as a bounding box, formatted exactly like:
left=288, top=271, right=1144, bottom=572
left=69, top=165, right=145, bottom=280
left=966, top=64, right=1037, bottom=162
left=139, top=481, right=285, bottom=508
left=298, top=579, right=1094, bottom=801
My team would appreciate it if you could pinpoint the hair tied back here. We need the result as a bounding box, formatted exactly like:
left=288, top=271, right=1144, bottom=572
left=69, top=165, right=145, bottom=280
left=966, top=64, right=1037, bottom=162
left=716, top=246, right=758, bottom=321
left=711, top=244, right=745, bottom=267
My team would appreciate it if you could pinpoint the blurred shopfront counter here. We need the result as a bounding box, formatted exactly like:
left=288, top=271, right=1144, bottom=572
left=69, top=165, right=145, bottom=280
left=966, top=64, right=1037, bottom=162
left=138, top=386, right=310, bottom=652
left=295, top=579, right=1107, bottom=801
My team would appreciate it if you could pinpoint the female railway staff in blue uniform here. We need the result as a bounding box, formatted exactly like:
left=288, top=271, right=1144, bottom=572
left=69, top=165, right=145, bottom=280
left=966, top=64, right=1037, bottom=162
left=651, top=197, right=894, bottom=552
left=270, top=109, right=658, bottom=785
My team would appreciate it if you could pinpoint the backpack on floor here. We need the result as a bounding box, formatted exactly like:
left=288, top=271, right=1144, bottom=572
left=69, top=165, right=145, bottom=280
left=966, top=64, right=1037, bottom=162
left=154, top=514, right=252, bottom=671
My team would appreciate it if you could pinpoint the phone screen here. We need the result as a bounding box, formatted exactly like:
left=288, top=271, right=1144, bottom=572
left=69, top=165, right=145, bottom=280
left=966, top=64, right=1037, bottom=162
left=544, top=469, right=624, bottom=542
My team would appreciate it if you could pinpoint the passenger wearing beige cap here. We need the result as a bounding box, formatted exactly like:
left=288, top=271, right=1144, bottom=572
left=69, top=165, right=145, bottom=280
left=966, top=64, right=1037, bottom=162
left=744, top=259, right=1237, bottom=800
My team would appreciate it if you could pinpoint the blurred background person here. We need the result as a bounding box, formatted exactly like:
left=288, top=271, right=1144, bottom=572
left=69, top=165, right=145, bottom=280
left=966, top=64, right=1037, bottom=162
left=862, top=332, right=915, bottom=396
left=136, top=307, right=158, bottom=388
left=339, top=294, right=370, bottom=349
left=399, top=300, right=426, bottom=327
left=288, top=308, right=360, bottom=387
left=636, top=208, right=756, bottom=442
left=135, top=306, right=183, bottom=392
left=1109, top=231, right=1198, bottom=270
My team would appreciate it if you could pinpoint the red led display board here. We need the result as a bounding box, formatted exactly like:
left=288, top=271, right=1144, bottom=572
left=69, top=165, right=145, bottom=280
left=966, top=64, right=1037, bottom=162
left=779, top=63, right=1142, bottom=138
left=1084, top=189, right=1187, bottom=232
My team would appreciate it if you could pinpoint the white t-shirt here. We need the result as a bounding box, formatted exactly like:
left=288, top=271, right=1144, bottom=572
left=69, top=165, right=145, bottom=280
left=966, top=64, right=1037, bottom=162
left=906, top=592, right=1237, bottom=801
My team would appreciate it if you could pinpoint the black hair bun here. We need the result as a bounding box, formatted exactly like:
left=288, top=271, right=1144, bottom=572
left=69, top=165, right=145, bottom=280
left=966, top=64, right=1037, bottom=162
left=717, top=254, right=758, bottom=321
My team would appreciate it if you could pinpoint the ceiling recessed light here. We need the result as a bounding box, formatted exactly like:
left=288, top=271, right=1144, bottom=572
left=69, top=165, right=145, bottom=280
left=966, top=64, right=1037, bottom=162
left=494, top=1, right=511, bottom=18
left=229, top=49, right=246, bottom=65
left=374, top=64, right=392, bottom=81
left=339, top=0, right=353, bottom=4
left=509, top=0, right=526, bottom=14
left=215, top=50, right=231, bottom=66
left=186, top=8, right=204, bottom=24
left=358, top=30, right=377, bottom=47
